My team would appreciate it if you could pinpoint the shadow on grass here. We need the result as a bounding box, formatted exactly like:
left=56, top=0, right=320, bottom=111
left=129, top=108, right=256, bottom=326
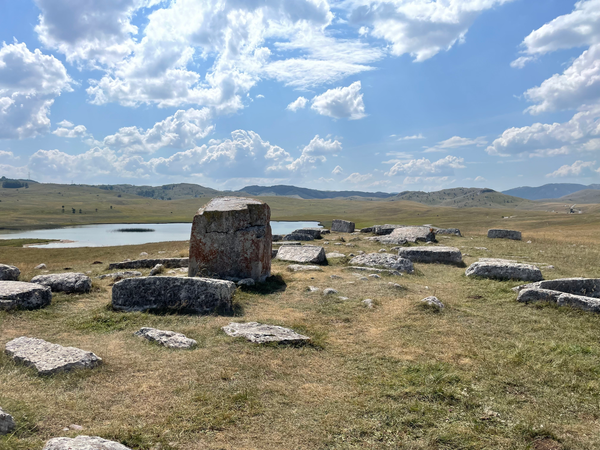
left=238, top=274, right=287, bottom=295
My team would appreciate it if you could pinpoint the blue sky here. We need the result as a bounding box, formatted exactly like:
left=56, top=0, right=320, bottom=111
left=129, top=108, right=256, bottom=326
left=0, top=0, right=599, bottom=192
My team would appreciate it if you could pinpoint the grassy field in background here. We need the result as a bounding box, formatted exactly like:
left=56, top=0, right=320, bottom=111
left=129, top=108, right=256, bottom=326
left=1, top=223, right=600, bottom=449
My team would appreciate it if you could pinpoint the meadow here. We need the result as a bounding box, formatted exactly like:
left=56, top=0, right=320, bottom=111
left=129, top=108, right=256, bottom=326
left=1, top=189, right=600, bottom=449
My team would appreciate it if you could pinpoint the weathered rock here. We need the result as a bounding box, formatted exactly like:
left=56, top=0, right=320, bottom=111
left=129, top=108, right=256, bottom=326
left=188, top=197, right=271, bottom=282
left=96, top=271, right=142, bottom=280
left=372, top=224, right=405, bottom=235
left=149, top=264, right=164, bottom=276
left=376, top=226, right=436, bottom=244
left=0, top=407, right=15, bottom=435
left=517, top=288, right=563, bottom=304
left=368, top=274, right=381, bottom=279
left=0, top=281, right=52, bottom=310
left=112, top=276, right=236, bottom=313
left=326, top=252, right=346, bottom=259
left=362, top=299, right=374, bottom=308
left=30, top=273, right=92, bottom=294
left=139, top=252, right=148, bottom=256
left=134, top=327, right=197, bottom=349
left=5, top=337, right=102, bottom=375
left=272, top=234, right=283, bottom=242
left=421, top=296, right=444, bottom=310
left=345, top=266, right=403, bottom=276
left=465, top=261, right=542, bottom=281
left=360, top=226, right=374, bottom=233
left=487, top=229, right=522, bottom=240
left=331, top=219, right=355, bottom=233
left=237, top=278, right=255, bottom=286
left=516, top=278, right=600, bottom=298
left=433, top=227, right=462, bottom=237
left=222, top=322, right=310, bottom=344
left=109, top=258, right=188, bottom=270
left=292, top=228, right=323, bottom=239
left=287, top=264, right=323, bottom=272
left=274, top=241, right=302, bottom=246
left=283, top=233, right=314, bottom=241
left=307, top=286, right=320, bottom=293
left=0, top=264, right=20, bottom=281
left=397, top=246, right=462, bottom=265
left=276, top=245, right=326, bottom=264
left=323, top=288, right=338, bottom=295
left=348, top=253, right=414, bottom=273
left=43, top=436, right=131, bottom=450
left=34, top=263, right=47, bottom=270
left=557, top=293, right=600, bottom=312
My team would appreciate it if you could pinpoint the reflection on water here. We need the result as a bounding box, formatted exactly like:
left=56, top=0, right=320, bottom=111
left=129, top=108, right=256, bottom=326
left=0, top=221, right=321, bottom=248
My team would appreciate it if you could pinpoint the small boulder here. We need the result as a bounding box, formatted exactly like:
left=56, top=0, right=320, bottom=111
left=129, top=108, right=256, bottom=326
left=421, top=296, right=444, bottom=310
left=0, top=407, right=15, bottom=435
left=0, top=281, right=52, bottom=310
left=134, top=327, right=197, bottom=349
left=96, top=271, right=142, bottom=280
left=237, top=278, right=255, bottom=286
left=139, top=252, right=148, bottom=256
left=323, top=288, right=338, bottom=295
left=349, top=253, right=414, bottom=273
left=30, top=273, right=92, bottom=294
left=368, top=274, right=381, bottom=279
left=487, top=229, right=522, bottom=240
left=397, top=246, right=462, bottom=265
left=149, top=264, right=164, bottom=276
left=307, top=286, right=320, bottom=293
left=377, top=226, right=436, bottom=244
left=5, top=337, right=102, bottom=375
left=287, top=264, right=323, bottom=272
left=283, top=233, right=314, bottom=241
left=0, top=264, right=20, bottom=281
left=108, top=258, right=188, bottom=270
left=276, top=245, right=326, bottom=264
left=42, top=436, right=131, bottom=450
left=465, top=261, right=542, bottom=281
left=362, top=299, right=374, bottom=309
left=325, top=252, right=346, bottom=259
left=222, top=322, right=310, bottom=344
left=34, top=263, right=47, bottom=270
left=331, top=219, right=355, bottom=233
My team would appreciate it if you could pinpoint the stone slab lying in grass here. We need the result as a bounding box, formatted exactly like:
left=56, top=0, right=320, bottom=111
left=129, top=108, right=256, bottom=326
left=43, top=436, right=131, bottom=450
left=108, top=258, right=188, bottom=270
left=5, top=337, right=102, bottom=375
left=515, top=278, right=600, bottom=298
left=433, top=227, right=462, bottom=237
left=465, top=261, right=542, bottom=281
left=283, top=233, right=314, bottom=241
left=222, top=322, right=310, bottom=344
left=134, top=327, right=197, bottom=349
left=487, top=229, right=521, bottom=240
left=275, top=245, right=326, bottom=264
left=397, top=246, right=462, bottom=264
left=30, top=272, right=92, bottom=294
left=0, top=264, right=20, bottom=281
left=517, top=288, right=600, bottom=312
left=421, top=296, right=444, bottom=310
left=326, top=252, right=346, bottom=259
left=0, top=281, right=52, bottom=310
left=375, top=226, right=436, bottom=245
left=348, top=253, right=414, bottom=273
left=287, top=264, right=323, bottom=272
left=331, top=219, right=355, bottom=233
left=112, top=276, right=236, bottom=313
left=97, top=271, right=142, bottom=280
left=0, top=407, right=15, bottom=435
left=344, top=266, right=403, bottom=276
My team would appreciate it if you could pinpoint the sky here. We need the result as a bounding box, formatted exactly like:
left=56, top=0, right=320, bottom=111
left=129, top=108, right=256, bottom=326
left=0, top=0, right=599, bottom=193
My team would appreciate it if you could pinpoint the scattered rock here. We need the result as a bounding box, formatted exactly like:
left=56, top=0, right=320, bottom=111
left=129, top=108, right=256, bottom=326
left=134, top=327, right=197, bottom=349
left=330, top=275, right=342, bottom=279
left=307, top=286, right=320, bottom=293
left=91, top=261, right=103, bottom=265
left=515, top=278, right=600, bottom=297
left=527, top=240, right=532, bottom=244
left=276, top=245, right=326, bottom=264
left=272, top=234, right=283, bottom=242
left=222, top=322, right=310, bottom=344
left=0, top=264, right=20, bottom=281
left=42, top=436, right=131, bottom=450
left=289, top=228, right=323, bottom=239
left=109, top=258, right=188, bottom=270
left=326, top=252, right=346, bottom=259
left=111, top=276, right=236, bottom=313
left=283, top=232, right=314, bottom=241
left=69, top=424, right=83, bottom=431
left=372, top=224, right=405, bottom=235
left=287, top=264, right=323, bottom=272
left=465, top=261, right=542, bottom=281
left=0, top=281, right=52, bottom=310
left=344, top=266, right=403, bottom=276
left=323, top=288, right=338, bottom=295
left=149, top=264, right=164, bottom=276
left=516, top=278, right=600, bottom=313
left=421, top=296, right=444, bottom=310
left=360, top=227, right=374, bottom=233
left=433, top=227, right=462, bottom=237
left=34, top=263, right=47, bottom=270
left=139, top=252, right=148, bottom=256
left=487, top=229, right=522, bottom=240
left=331, top=219, right=355, bottom=233
left=237, top=278, right=255, bottom=286
left=357, top=250, right=365, bottom=255
left=379, top=226, right=436, bottom=244
left=30, top=273, right=92, bottom=294
left=378, top=248, right=387, bottom=253
left=388, top=282, right=403, bottom=289
left=96, top=271, right=142, bottom=280
left=333, top=242, right=343, bottom=246
left=349, top=253, right=414, bottom=273
left=362, top=299, right=374, bottom=308
left=188, top=197, right=271, bottom=282
left=5, top=337, right=102, bottom=375
left=368, top=274, right=381, bottom=279
left=338, top=296, right=349, bottom=301
left=358, top=277, right=369, bottom=281
left=0, top=407, right=15, bottom=435
left=397, top=246, right=463, bottom=265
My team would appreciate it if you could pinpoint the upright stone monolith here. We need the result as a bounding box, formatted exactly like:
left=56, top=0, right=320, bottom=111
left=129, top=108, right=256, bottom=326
left=188, top=197, right=271, bottom=282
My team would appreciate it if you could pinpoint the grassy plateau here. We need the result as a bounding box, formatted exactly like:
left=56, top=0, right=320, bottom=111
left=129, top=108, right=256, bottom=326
left=1, top=188, right=600, bottom=449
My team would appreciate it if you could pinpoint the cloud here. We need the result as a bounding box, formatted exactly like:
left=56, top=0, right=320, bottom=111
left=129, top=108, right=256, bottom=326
left=57, top=120, right=74, bottom=128
left=386, top=155, right=465, bottom=177
left=0, top=41, right=72, bottom=139
left=256, top=94, right=264, bottom=99
left=423, top=135, right=487, bottom=152
left=311, top=81, right=366, bottom=119
left=286, top=135, right=342, bottom=173
left=332, top=165, right=344, bottom=175
left=474, top=175, right=487, bottom=182
left=510, top=56, right=535, bottom=69
left=103, top=108, right=214, bottom=154
left=286, top=96, right=309, bottom=111
left=397, top=133, right=425, bottom=141
left=343, top=172, right=373, bottom=184
left=52, top=124, right=89, bottom=139
left=486, top=106, right=600, bottom=157
left=546, top=160, right=598, bottom=178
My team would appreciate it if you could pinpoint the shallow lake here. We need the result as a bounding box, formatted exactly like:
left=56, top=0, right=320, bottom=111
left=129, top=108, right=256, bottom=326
left=0, top=221, right=321, bottom=248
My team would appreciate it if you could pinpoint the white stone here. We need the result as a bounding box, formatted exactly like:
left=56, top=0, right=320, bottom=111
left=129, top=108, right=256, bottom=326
left=134, top=327, right=197, bottom=349
left=222, top=322, right=310, bottom=344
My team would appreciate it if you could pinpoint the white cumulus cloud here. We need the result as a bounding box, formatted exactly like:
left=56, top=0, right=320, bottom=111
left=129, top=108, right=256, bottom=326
left=311, top=81, right=366, bottom=120
left=546, top=160, right=598, bottom=178
left=386, top=155, right=465, bottom=177
left=286, top=96, right=309, bottom=111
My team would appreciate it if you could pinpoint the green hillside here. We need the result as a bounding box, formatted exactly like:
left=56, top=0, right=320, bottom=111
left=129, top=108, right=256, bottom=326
left=392, top=187, right=532, bottom=208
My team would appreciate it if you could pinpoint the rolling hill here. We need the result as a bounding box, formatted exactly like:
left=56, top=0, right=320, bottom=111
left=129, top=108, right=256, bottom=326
left=503, top=183, right=600, bottom=200
left=554, top=189, right=600, bottom=204
left=392, top=187, right=532, bottom=208
left=94, top=183, right=222, bottom=200
left=238, top=185, right=395, bottom=199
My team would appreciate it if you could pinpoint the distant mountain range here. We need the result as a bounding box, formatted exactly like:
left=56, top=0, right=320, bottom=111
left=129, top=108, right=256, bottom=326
left=393, top=188, right=530, bottom=208
left=237, top=185, right=395, bottom=199
left=502, top=183, right=600, bottom=200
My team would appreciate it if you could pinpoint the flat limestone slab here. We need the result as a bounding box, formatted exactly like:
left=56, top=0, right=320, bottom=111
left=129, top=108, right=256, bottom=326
left=222, top=322, right=310, bottom=344
left=275, top=245, right=326, bottom=264
left=465, top=261, right=542, bottom=281
left=287, top=264, right=323, bottom=272
left=397, top=246, right=462, bottom=264
left=0, top=264, right=20, bottom=281
left=109, top=258, right=189, bottom=270
left=5, top=337, right=102, bottom=375
left=112, top=276, right=236, bottom=313
left=331, top=219, right=355, bottom=233
left=30, top=273, right=92, bottom=294
left=134, top=327, right=197, bottom=349
left=343, top=266, right=403, bottom=276
left=326, top=252, right=346, bottom=259
left=0, top=281, right=52, bottom=310
left=43, top=436, right=131, bottom=450
left=487, top=229, right=522, bottom=240
left=348, top=253, right=414, bottom=273
left=516, top=278, right=600, bottom=298
left=0, top=407, right=15, bottom=435
left=97, top=271, right=143, bottom=280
